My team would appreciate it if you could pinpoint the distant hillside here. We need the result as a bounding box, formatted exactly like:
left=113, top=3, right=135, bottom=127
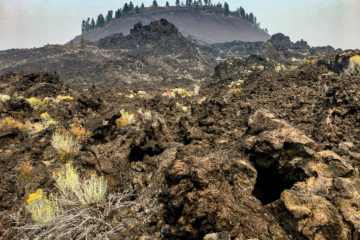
left=0, top=20, right=211, bottom=87
left=72, top=6, right=270, bottom=44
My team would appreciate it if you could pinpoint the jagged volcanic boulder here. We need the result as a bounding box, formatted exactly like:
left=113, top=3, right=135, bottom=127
left=245, top=109, right=360, bottom=240
left=269, top=33, right=293, bottom=50
left=98, top=19, right=199, bottom=60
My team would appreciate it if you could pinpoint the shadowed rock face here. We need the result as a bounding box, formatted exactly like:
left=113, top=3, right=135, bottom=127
left=73, top=7, right=270, bottom=44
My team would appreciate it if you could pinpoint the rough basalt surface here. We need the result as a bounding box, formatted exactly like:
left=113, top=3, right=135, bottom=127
left=0, top=40, right=360, bottom=239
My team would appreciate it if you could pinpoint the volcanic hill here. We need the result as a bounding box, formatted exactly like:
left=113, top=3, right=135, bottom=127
left=73, top=6, right=270, bottom=44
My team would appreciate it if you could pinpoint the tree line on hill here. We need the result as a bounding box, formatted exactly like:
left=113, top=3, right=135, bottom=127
left=81, top=1, right=265, bottom=34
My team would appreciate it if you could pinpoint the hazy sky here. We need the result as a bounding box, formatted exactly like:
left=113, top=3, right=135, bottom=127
left=0, top=0, right=359, bottom=50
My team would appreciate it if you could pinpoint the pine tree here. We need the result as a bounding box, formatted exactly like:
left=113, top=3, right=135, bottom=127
left=96, top=14, right=105, bottom=27
left=81, top=20, right=86, bottom=33
left=123, top=3, right=129, bottom=13
left=176, top=0, right=180, bottom=6
left=216, top=2, right=222, bottom=8
left=186, top=0, right=192, bottom=6
left=115, top=8, right=122, bottom=18
left=129, top=2, right=134, bottom=10
left=152, top=0, right=158, bottom=8
left=224, top=2, right=229, bottom=15
left=249, top=12, right=254, bottom=24
left=91, top=18, right=95, bottom=29
left=106, top=10, right=113, bottom=23
left=135, top=5, right=140, bottom=13
left=204, top=0, right=208, bottom=5
left=85, top=18, right=90, bottom=32
left=166, top=1, right=170, bottom=7
left=141, top=3, right=145, bottom=9
left=239, top=7, right=245, bottom=18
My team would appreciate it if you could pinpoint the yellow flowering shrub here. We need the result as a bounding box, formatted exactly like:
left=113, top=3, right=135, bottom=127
left=0, top=94, right=10, bottom=102
left=116, top=110, right=134, bottom=128
left=53, top=163, right=107, bottom=205
left=51, top=131, right=80, bottom=162
left=56, top=95, right=74, bottom=101
left=26, top=97, right=49, bottom=109
left=26, top=189, right=58, bottom=225
left=347, top=55, right=360, bottom=74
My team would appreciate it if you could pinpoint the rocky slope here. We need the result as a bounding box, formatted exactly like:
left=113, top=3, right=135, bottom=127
left=199, top=33, right=339, bottom=61
left=73, top=6, right=270, bottom=44
left=0, top=20, right=211, bottom=87
left=1, top=47, right=360, bottom=239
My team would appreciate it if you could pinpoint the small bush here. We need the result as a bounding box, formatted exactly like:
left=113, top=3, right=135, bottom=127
left=69, top=118, right=92, bottom=144
left=347, top=55, right=360, bottom=74
left=0, top=117, right=30, bottom=132
left=137, top=108, right=152, bottom=121
left=116, top=110, right=135, bottom=128
left=26, top=189, right=58, bottom=226
left=19, top=161, right=33, bottom=180
left=56, top=95, right=74, bottom=101
left=0, top=94, right=10, bottom=102
left=304, top=59, right=316, bottom=65
left=53, top=163, right=107, bottom=205
left=197, top=97, right=207, bottom=104
left=17, top=164, right=124, bottom=239
left=289, top=66, right=298, bottom=72
left=51, top=131, right=80, bottom=161
left=162, top=90, right=176, bottom=98
left=263, top=42, right=273, bottom=49
left=275, top=64, right=286, bottom=73
left=26, top=97, right=49, bottom=109
left=173, top=88, right=194, bottom=97
left=228, top=88, right=242, bottom=96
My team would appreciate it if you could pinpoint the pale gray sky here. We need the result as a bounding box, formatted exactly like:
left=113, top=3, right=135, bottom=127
left=0, top=0, right=359, bottom=50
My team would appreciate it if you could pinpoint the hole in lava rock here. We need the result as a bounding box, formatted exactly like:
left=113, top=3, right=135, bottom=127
left=128, top=145, right=164, bottom=162
left=252, top=162, right=297, bottom=205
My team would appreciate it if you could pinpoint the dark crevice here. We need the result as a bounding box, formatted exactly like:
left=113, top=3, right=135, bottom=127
left=128, top=145, right=164, bottom=162
left=252, top=162, right=297, bottom=205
